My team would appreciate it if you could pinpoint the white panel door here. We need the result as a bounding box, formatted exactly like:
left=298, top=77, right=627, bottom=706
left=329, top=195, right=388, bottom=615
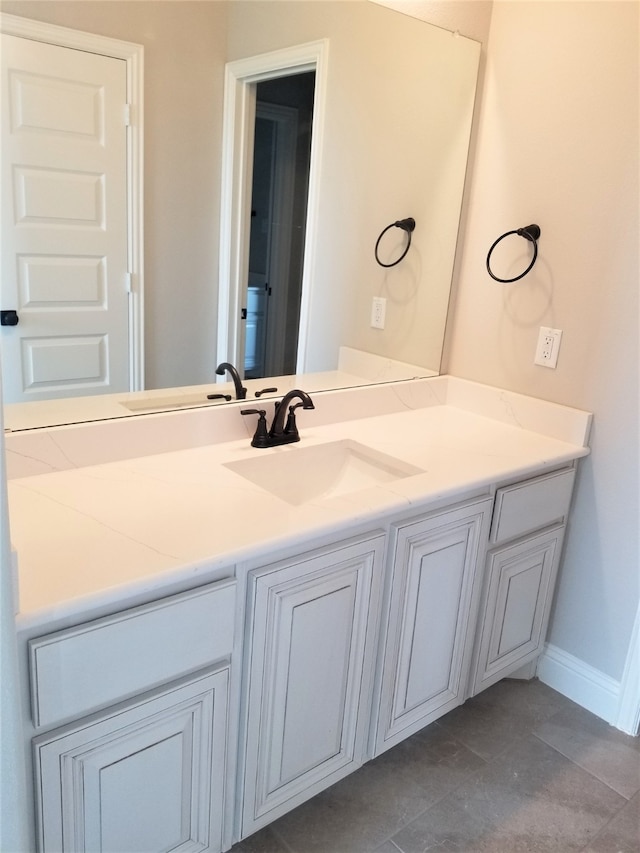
left=471, top=525, right=565, bottom=695
left=242, top=534, right=385, bottom=837
left=1, top=34, right=130, bottom=402
left=33, top=669, right=229, bottom=853
left=374, top=498, right=492, bottom=755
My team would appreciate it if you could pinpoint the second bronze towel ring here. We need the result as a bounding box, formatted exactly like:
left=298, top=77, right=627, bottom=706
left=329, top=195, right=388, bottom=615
left=486, top=224, right=541, bottom=282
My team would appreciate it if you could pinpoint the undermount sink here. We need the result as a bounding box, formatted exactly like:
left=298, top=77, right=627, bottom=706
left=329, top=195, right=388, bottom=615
left=224, top=439, right=423, bottom=505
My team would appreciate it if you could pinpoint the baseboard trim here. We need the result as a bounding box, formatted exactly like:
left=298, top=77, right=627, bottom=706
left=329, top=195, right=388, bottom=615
left=616, top=604, right=640, bottom=735
left=537, top=643, right=620, bottom=726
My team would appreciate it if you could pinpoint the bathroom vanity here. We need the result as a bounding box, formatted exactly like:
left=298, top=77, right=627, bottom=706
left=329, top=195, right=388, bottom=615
left=6, top=376, right=591, bottom=852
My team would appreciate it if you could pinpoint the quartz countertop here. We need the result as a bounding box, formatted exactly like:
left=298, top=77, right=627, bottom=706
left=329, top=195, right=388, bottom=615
left=7, top=377, right=591, bottom=632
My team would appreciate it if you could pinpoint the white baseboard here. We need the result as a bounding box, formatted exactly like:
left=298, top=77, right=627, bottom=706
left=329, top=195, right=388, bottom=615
left=616, top=604, right=640, bottom=735
left=537, top=643, right=620, bottom=726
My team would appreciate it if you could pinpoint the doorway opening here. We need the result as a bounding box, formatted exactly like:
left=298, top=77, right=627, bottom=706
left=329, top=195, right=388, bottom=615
left=244, top=73, right=315, bottom=379
left=216, top=40, right=328, bottom=380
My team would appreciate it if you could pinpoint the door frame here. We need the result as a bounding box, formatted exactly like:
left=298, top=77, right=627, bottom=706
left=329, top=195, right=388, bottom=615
left=216, top=40, right=327, bottom=376
left=0, top=13, right=144, bottom=391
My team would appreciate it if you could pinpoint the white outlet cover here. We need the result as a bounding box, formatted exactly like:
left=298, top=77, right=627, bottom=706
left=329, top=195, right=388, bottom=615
left=535, top=326, right=562, bottom=368
left=371, top=296, right=386, bottom=329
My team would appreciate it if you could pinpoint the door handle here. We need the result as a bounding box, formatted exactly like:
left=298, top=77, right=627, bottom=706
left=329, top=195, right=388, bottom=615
left=241, top=308, right=247, bottom=320
left=0, top=310, right=19, bottom=326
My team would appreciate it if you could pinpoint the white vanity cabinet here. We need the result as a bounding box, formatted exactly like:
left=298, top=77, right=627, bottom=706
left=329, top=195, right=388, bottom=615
left=373, top=497, right=493, bottom=756
left=28, top=579, right=236, bottom=853
left=470, top=467, right=576, bottom=695
left=240, top=532, right=386, bottom=838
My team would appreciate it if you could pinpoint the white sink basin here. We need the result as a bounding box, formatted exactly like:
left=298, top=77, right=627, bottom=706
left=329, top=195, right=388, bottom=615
left=224, top=439, right=423, bottom=505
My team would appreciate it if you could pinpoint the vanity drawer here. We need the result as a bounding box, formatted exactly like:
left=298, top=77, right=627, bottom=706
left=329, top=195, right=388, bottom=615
left=29, top=578, right=236, bottom=729
left=490, top=468, right=575, bottom=544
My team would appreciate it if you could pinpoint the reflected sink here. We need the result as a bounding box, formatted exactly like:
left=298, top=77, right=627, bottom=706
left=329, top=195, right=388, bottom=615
left=224, top=439, right=423, bottom=505
left=121, top=394, right=216, bottom=413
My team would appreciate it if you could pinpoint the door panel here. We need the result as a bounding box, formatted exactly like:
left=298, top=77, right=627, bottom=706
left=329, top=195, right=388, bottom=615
left=34, top=669, right=229, bottom=853
left=274, top=577, right=356, bottom=785
left=21, top=334, right=107, bottom=391
left=1, top=34, right=130, bottom=402
left=18, top=255, right=106, bottom=307
left=242, top=534, right=385, bottom=837
left=401, top=536, right=467, bottom=712
left=374, top=498, right=492, bottom=755
left=471, top=526, right=565, bottom=695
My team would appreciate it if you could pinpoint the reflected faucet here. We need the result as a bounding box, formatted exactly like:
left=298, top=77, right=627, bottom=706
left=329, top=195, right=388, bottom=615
left=215, top=362, right=247, bottom=400
left=241, top=389, right=315, bottom=448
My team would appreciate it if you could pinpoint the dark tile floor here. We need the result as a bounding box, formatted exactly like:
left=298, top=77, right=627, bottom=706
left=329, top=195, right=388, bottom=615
left=231, top=679, right=640, bottom=853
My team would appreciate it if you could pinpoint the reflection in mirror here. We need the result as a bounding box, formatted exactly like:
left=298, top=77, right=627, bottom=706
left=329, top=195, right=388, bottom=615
left=0, top=0, right=480, bottom=431
left=245, top=72, right=315, bottom=379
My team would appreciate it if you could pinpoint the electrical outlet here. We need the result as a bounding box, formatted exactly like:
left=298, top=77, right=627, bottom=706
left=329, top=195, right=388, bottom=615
left=371, top=296, right=386, bottom=329
left=534, top=326, right=562, bottom=368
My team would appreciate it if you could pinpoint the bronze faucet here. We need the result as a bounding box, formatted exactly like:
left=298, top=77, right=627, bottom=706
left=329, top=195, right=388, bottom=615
left=241, top=389, right=315, bottom=448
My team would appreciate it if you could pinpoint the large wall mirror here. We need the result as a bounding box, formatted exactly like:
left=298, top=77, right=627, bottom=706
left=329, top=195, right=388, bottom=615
left=0, top=0, right=480, bottom=430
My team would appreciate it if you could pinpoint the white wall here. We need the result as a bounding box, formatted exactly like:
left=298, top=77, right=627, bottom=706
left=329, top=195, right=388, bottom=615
left=446, top=0, right=639, bottom=717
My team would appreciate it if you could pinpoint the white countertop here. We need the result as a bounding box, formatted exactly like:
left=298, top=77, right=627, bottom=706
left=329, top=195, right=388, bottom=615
left=8, top=377, right=591, bottom=632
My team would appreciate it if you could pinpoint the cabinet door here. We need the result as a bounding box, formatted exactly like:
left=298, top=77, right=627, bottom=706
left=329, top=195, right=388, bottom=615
left=471, top=525, right=565, bottom=696
left=374, top=498, right=492, bottom=755
left=242, top=534, right=385, bottom=837
left=34, top=668, right=229, bottom=853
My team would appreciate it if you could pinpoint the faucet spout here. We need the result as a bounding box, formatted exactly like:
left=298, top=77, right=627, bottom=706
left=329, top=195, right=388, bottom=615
left=216, top=362, right=247, bottom=400
left=269, top=389, right=315, bottom=443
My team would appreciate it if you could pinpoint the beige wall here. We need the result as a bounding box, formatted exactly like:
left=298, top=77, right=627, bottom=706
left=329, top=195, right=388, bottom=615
left=374, top=0, right=493, bottom=43
left=1, top=0, right=227, bottom=389
left=447, top=1, right=639, bottom=682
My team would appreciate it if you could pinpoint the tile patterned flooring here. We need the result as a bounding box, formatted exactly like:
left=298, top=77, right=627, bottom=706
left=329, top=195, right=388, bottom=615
left=231, top=679, right=640, bottom=853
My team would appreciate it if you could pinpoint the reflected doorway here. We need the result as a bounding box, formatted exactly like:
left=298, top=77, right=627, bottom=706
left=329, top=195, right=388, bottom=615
left=244, top=73, right=315, bottom=379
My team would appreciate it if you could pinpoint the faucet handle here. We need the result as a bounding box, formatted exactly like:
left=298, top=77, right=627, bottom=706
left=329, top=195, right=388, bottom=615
left=255, top=386, right=278, bottom=398
left=284, top=401, right=309, bottom=439
left=284, top=406, right=299, bottom=439
left=240, top=408, right=270, bottom=448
